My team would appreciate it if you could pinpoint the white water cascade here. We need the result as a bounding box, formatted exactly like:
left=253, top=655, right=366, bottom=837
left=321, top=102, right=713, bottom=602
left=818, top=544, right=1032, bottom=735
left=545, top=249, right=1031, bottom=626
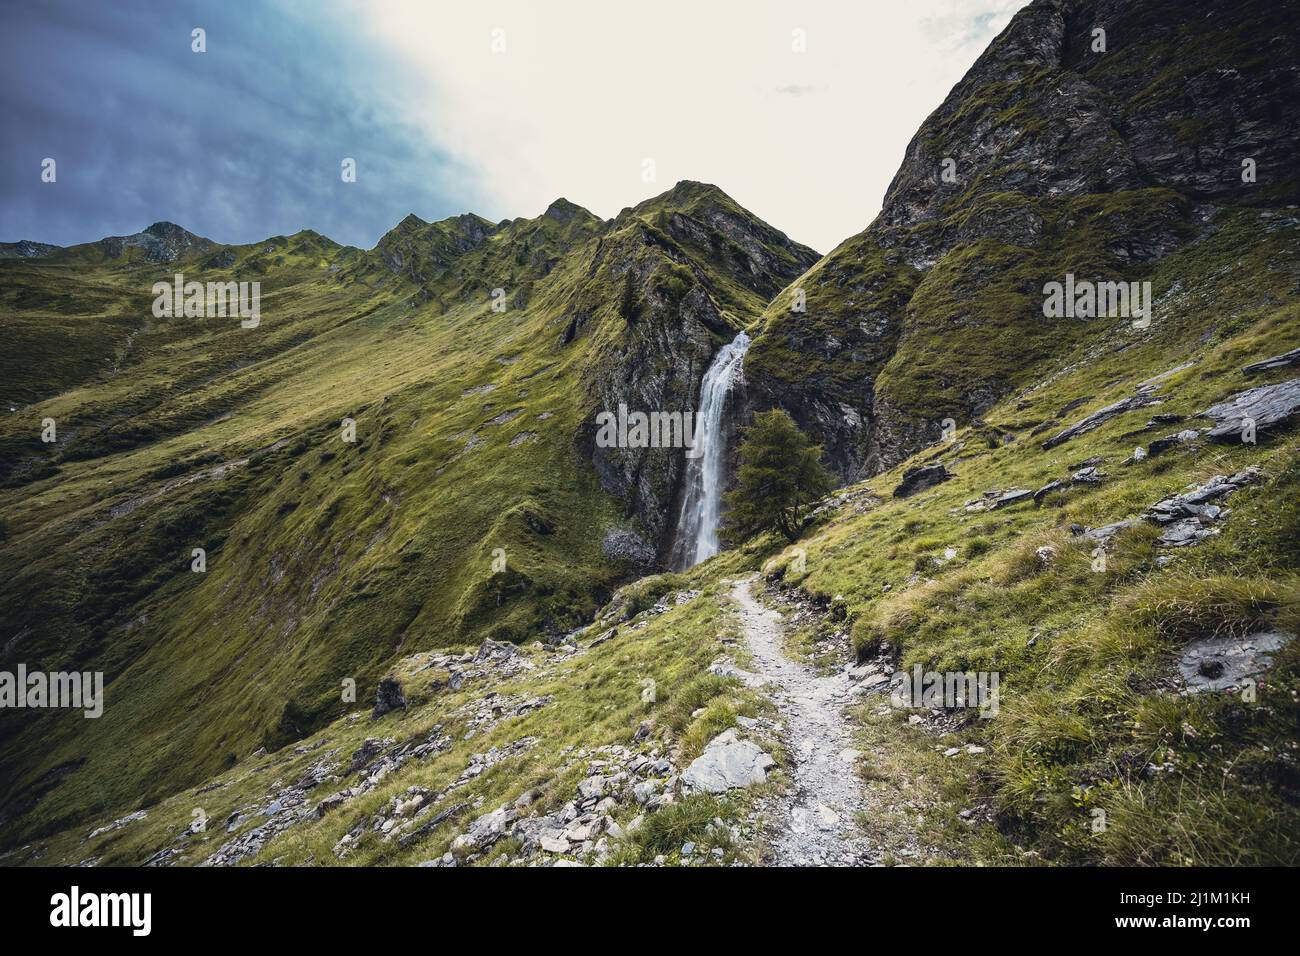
left=671, top=331, right=750, bottom=568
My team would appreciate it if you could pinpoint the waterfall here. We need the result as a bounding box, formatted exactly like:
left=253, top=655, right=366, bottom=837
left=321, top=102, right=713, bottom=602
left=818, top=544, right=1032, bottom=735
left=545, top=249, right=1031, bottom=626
left=671, top=331, right=750, bottom=569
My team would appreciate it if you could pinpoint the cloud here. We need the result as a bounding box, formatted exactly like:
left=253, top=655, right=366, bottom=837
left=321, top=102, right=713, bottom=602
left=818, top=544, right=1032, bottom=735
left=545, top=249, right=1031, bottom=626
left=1, top=0, right=1032, bottom=253
left=350, top=0, right=1033, bottom=252
left=0, top=0, right=480, bottom=248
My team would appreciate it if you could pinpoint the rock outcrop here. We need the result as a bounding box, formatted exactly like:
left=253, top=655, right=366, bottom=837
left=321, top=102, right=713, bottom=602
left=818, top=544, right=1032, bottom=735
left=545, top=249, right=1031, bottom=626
left=574, top=183, right=818, bottom=556
left=893, top=463, right=954, bottom=499
left=372, top=677, right=407, bottom=718
left=746, top=0, right=1300, bottom=482
left=1200, top=378, right=1300, bottom=442
left=681, top=730, right=775, bottom=793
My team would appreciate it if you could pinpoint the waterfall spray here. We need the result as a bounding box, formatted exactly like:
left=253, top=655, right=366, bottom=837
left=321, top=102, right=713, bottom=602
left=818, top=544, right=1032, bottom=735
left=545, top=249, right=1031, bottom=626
left=671, top=331, right=750, bottom=568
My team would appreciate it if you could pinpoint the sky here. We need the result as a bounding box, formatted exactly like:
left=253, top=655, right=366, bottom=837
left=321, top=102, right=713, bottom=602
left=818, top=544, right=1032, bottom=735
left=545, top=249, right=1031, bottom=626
left=0, top=0, right=1030, bottom=255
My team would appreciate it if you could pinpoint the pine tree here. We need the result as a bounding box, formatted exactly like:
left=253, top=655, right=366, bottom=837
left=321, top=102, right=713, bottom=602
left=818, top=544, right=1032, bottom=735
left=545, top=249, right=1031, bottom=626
left=724, top=409, right=834, bottom=543
left=618, top=268, right=640, bottom=321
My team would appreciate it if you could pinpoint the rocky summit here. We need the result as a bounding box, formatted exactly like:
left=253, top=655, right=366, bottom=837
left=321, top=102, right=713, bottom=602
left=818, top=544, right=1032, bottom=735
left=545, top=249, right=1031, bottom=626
left=1, top=0, right=1298, bottom=870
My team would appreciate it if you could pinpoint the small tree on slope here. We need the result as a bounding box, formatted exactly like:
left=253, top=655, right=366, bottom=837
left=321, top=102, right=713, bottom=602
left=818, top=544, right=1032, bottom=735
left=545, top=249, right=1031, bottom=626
left=724, top=409, right=834, bottom=543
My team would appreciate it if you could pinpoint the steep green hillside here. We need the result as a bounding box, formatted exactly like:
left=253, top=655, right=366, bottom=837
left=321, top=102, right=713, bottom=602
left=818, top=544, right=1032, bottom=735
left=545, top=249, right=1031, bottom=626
left=761, top=208, right=1300, bottom=864
left=2, top=0, right=1297, bottom=868
left=732, top=0, right=1300, bottom=862
left=0, top=185, right=815, bottom=848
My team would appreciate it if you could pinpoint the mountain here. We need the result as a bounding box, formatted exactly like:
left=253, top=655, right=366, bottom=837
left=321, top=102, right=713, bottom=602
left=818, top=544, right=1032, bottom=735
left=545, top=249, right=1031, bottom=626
left=746, top=0, right=1300, bottom=480
left=0, top=179, right=815, bottom=849
left=2, top=0, right=1298, bottom=867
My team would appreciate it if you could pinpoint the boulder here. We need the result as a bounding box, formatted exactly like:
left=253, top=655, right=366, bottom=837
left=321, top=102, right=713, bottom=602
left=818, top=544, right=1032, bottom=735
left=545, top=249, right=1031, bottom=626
left=513, top=789, right=541, bottom=810
left=1200, top=378, right=1300, bottom=442
left=576, top=775, right=607, bottom=801
left=450, top=804, right=516, bottom=855
left=1082, top=519, right=1139, bottom=542
left=1070, top=465, right=1106, bottom=484
left=632, top=779, right=662, bottom=804
left=1145, top=468, right=1261, bottom=524
left=373, top=677, right=407, bottom=718
left=348, top=738, right=386, bottom=774
left=1242, top=348, right=1300, bottom=375
left=989, top=489, right=1034, bottom=510
left=315, top=792, right=348, bottom=819
left=394, top=795, right=424, bottom=817
left=1143, top=468, right=1260, bottom=547
left=893, top=463, right=953, bottom=499
left=1032, top=479, right=1067, bottom=502
left=1147, top=429, right=1201, bottom=456
left=474, top=638, right=517, bottom=663
left=539, top=834, right=571, bottom=854
left=681, top=729, right=774, bottom=793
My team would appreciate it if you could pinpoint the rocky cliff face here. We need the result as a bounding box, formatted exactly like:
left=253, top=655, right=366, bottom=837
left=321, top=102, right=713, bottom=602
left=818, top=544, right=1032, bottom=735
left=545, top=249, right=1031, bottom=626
left=373, top=212, right=498, bottom=285
left=568, top=183, right=818, bottom=561
left=747, top=0, right=1300, bottom=482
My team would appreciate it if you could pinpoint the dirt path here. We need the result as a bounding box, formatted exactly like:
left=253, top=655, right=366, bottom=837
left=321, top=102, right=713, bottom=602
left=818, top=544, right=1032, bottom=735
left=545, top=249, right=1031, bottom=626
left=732, top=576, right=876, bottom=866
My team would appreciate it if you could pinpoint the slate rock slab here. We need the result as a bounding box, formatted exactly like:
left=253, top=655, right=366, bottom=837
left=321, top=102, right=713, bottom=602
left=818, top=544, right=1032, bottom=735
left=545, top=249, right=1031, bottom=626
left=989, top=488, right=1034, bottom=510
left=681, top=729, right=774, bottom=793
left=1042, top=394, right=1163, bottom=449
left=1200, top=377, right=1300, bottom=442
left=1178, top=630, right=1292, bottom=693
left=893, top=463, right=953, bottom=499
left=1242, top=348, right=1300, bottom=375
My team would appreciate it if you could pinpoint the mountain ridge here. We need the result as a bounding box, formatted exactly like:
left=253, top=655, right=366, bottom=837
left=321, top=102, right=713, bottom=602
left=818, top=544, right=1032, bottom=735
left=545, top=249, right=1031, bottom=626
left=2, top=0, right=1298, bottom=866
left=0, top=176, right=818, bottom=847
left=745, top=0, right=1300, bottom=482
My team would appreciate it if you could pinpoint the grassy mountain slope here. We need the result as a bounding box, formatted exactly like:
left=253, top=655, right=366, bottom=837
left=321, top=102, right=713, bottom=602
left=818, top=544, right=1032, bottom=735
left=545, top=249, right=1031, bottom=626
left=730, top=0, right=1300, bottom=862
left=3, top=0, right=1297, bottom=869
left=761, top=207, right=1300, bottom=864
left=16, top=235, right=1297, bottom=865
left=0, top=185, right=814, bottom=848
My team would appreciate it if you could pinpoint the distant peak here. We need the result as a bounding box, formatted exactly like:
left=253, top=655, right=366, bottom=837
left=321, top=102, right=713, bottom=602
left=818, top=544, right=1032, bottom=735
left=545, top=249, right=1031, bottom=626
left=665, top=180, right=726, bottom=200
left=543, top=197, right=594, bottom=222
left=89, top=221, right=212, bottom=262
left=445, top=212, right=490, bottom=227
left=0, top=239, right=60, bottom=260
left=143, top=221, right=193, bottom=238
left=634, top=180, right=733, bottom=216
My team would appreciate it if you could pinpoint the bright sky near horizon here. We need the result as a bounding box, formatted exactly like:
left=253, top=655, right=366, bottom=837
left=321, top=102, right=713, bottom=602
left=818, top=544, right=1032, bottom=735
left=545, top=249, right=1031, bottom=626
left=1, top=0, right=1029, bottom=254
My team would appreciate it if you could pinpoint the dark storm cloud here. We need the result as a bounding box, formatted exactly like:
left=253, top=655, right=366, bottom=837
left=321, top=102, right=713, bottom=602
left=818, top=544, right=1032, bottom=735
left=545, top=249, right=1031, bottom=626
left=0, top=0, right=477, bottom=248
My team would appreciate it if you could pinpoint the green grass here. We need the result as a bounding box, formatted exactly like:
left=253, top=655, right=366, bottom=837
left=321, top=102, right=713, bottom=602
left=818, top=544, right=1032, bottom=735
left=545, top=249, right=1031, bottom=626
left=750, top=271, right=1300, bottom=863
left=0, top=185, right=815, bottom=852
left=10, top=564, right=769, bottom=867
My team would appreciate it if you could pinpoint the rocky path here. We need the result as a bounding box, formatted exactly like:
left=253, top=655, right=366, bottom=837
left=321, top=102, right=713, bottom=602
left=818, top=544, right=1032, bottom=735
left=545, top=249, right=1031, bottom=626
left=731, top=577, right=875, bottom=866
